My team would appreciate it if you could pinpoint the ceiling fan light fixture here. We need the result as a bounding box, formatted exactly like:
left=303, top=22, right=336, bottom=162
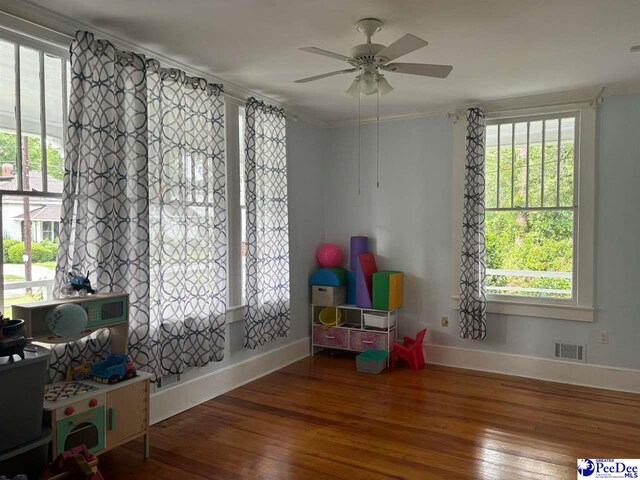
left=361, top=81, right=378, bottom=95
left=360, top=70, right=376, bottom=92
left=377, top=76, right=393, bottom=95
left=346, top=77, right=361, bottom=96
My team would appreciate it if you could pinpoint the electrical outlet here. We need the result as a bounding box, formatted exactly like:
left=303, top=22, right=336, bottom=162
left=598, top=331, right=609, bottom=344
left=441, top=316, right=449, bottom=327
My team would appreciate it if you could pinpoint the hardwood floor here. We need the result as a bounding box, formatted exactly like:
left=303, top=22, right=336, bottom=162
left=100, top=353, right=640, bottom=479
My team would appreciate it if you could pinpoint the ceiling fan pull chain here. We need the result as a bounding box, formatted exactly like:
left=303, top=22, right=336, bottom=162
left=358, top=90, right=361, bottom=195
left=376, top=88, right=380, bottom=189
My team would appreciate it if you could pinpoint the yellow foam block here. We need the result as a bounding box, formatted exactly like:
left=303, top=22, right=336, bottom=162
left=388, top=272, right=403, bottom=309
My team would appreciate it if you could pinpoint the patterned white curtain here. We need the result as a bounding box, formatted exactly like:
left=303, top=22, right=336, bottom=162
left=145, top=61, right=227, bottom=376
left=53, top=31, right=150, bottom=381
left=459, top=107, right=487, bottom=339
left=54, top=31, right=227, bottom=382
left=244, top=98, right=290, bottom=348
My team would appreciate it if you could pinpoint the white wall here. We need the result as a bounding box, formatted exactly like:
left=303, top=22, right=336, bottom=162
left=323, top=93, right=640, bottom=371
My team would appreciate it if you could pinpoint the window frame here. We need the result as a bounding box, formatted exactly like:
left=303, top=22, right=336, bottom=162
left=451, top=104, right=596, bottom=322
left=484, top=111, right=578, bottom=305
left=0, top=28, right=67, bottom=314
left=224, top=97, right=246, bottom=323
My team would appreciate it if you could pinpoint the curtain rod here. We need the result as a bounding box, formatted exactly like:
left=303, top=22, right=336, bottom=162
left=446, top=90, right=605, bottom=123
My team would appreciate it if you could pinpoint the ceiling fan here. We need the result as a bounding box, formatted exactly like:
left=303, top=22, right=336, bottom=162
left=295, top=18, right=453, bottom=96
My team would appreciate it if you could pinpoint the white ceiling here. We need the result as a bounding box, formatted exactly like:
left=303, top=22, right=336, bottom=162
left=8, top=0, right=640, bottom=124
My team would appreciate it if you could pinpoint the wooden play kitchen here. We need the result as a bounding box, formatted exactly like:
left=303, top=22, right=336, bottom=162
left=43, top=372, right=151, bottom=458
left=12, top=293, right=151, bottom=460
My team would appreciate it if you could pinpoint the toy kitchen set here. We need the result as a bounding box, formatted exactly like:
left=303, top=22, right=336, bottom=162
left=0, top=292, right=151, bottom=478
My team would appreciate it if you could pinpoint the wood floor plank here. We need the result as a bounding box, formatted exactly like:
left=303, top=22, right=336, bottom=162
left=99, top=354, right=640, bottom=479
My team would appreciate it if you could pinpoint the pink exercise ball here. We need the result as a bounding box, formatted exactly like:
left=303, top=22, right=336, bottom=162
left=317, top=243, right=343, bottom=268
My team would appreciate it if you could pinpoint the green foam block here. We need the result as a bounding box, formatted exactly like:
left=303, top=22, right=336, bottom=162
left=372, top=270, right=403, bottom=310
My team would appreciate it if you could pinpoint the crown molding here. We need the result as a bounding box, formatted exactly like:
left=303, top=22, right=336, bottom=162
left=329, top=83, right=640, bottom=128
left=3, top=0, right=639, bottom=130
left=0, top=0, right=329, bottom=128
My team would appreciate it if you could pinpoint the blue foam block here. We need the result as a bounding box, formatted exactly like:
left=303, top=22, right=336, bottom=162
left=309, top=268, right=347, bottom=287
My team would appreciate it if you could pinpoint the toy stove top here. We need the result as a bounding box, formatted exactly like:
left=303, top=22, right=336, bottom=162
left=44, top=381, right=100, bottom=403
left=0, top=335, right=27, bottom=362
left=43, top=372, right=152, bottom=411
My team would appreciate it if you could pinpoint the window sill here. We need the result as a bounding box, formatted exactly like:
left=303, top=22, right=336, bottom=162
left=451, top=296, right=593, bottom=322
left=226, top=304, right=246, bottom=324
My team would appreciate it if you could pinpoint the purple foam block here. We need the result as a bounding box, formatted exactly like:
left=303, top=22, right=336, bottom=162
left=356, top=257, right=372, bottom=308
left=347, top=271, right=356, bottom=304
left=350, top=236, right=368, bottom=272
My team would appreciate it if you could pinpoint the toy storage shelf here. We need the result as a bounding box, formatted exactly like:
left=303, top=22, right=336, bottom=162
left=310, top=304, right=399, bottom=366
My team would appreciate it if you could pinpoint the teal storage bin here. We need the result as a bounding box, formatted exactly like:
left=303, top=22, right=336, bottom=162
left=356, top=349, right=388, bottom=374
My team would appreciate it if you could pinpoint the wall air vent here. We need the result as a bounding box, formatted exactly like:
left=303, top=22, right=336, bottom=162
left=157, top=373, right=181, bottom=390
left=554, top=341, right=586, bottom=363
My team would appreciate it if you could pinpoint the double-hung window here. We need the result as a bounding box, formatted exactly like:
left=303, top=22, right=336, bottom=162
left=485, top=113, right=577, bottom=300
left=238, top=107, right=247, bottom=300
left=0, top=30, right=68, bottom=317
left=224, top=100, right=248, bottom=319
left=453, top=105, right=595, bottom=322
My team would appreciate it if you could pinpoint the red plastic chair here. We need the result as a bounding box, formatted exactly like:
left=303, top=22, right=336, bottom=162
left=390, top=328, right=427, bottom=369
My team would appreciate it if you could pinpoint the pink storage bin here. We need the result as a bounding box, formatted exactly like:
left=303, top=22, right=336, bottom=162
left=313, top=325, right=349, bottom=349
left=350, top=330, right=389, bottom=352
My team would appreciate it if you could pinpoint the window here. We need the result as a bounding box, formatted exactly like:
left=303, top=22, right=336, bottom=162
left=238, top=107, right=247, bottom=299
left=0, top=33, right=68, bottom=317
left=41, top=221, right=60, bottom=241
left=224, top=98, right=247, bottom=316
left=452, top=104, right=595, bottom=322
left=485, top=113, right=576, bottom=300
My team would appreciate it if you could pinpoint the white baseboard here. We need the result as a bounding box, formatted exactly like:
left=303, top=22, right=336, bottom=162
left=425, top=343, right=640, bottom=393
left=150, top=337, right=310, bottom=424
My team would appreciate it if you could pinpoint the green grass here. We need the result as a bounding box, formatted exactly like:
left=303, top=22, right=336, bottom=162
left=4, top=292, right=44, bottom=318
left=35, top=261, right=56, bottom=270
left=4, top=274, right=24, bottom=281
left=2, top=262, right=57, bottom=282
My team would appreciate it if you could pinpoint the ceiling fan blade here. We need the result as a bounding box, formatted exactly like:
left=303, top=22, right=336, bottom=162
left=631, top=45, right=640, bottom=53
left=375, top=34, right=429, bottom=63
left=381, top=63, right=453, bottom=78
left=295, top=68, right=357, bottom=84
left=299, top=47, right=354, bottom=62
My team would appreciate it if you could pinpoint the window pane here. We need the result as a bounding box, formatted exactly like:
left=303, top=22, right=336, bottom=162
left=485, top=209, right=573, bottom=299
left=238, top=107, right=246, bottom=298
left=2, top=194, right=61, bottom=317
left=0, top=40, right=17, bottom=190
left=513, top=122, right=527, bottom=208
left=485, top=124, right=498, bottom=208
left=559, top=117, right=575, bottom=207
left=498, top=123, right=512, bottom=208
left=543, top=119, right=559, bottom=207
left=44, top=54, right=65, bottom=185
left=527, top=121, right=543, bottom=207
left=19, top=46, right=43, bottom=191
